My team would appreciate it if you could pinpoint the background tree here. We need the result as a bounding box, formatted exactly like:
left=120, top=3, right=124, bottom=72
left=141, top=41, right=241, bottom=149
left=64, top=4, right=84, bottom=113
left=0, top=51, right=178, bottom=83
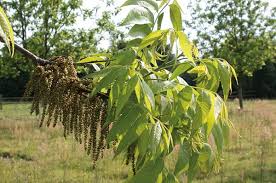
left=187, top=0, right=275, bottom=108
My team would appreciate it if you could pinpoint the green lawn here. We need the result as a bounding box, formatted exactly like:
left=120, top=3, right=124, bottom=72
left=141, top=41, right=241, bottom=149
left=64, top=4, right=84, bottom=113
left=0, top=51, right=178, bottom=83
left=0, top=100, right=275, bottom=182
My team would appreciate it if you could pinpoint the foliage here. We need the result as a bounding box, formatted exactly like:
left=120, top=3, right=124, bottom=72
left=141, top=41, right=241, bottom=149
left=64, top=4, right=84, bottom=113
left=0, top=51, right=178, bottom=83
left=187, top=0, right=275, bottom=108
left=77, top=0, right=236, bottom=182
left=0, top=0, right=237, bottom=182
left=0, top=5, right=14, bottom=56
left=187, top=0, right=274, bottom=75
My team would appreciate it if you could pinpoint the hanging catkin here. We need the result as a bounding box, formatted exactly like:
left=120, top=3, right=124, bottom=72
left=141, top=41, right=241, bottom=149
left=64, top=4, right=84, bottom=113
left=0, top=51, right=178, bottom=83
left=24, top=56, right=110, bottom=167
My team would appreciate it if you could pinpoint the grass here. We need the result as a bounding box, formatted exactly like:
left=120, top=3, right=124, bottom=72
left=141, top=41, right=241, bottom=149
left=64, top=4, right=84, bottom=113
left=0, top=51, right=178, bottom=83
left=0, top=103, right=130, bottom=183
left=0, top=100, right=275, bottom=182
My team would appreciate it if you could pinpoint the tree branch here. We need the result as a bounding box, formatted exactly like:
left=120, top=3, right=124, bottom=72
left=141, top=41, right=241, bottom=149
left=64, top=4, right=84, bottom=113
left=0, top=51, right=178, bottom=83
left=0, top=38, right=108, bottom=66
left=0, top=37, right=52, bottom=65
left=14, top=42, right=52, bottom=65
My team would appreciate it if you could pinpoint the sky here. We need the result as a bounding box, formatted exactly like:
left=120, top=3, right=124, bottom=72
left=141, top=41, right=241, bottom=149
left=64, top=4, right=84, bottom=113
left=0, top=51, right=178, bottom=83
left=78, top=0, right=276, bottom=49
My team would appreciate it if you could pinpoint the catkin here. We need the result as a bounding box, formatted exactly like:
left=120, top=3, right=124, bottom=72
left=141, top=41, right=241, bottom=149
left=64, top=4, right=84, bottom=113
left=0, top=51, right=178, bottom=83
left=24, top=56, right=109, bottom=167
left=125, top=143, right=136, bottom=175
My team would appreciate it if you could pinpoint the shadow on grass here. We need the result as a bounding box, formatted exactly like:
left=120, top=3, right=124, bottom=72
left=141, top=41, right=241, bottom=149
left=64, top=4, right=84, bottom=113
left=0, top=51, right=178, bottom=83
left=0, top=151, right=33, bottom=161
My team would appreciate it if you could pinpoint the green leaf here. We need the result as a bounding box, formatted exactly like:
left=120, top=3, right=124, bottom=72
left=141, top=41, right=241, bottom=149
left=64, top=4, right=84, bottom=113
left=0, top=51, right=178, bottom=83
left=156, top=172, right=163, bottom=183
left=212, top=123, right=224, bottom=153
left=116, top=75, right=139, bottom=116
left=127, top=157, right=164, bottom=183
left=206, top=96, right=224, bottom=136
left=179, top=86, right=194, bottom=110
left=159, top=0, right=169, bottom=8
left=221, top=102, right=228, bottom=120
left=170, top=30, right=176, bottom=48
left=149, top=80, right=177, bottom=94
left=91, top=66, right=127, bottom=96
left=202, top=60, right=220, bottom=91
left=135, top=79, right=142, bottom=103
left=121, top=0, right=159, bottom=12
left=121, top=7, right=154, bottom=26
left=198, top=143, right=213, bottom=171
left=175, top=142, right=190, bottom=175
left=161, top=125, right=170, bottom=152
left=221, top=119, right=230, bottom=146
left=139, top=30, right=168, bottom=50
left=129, top=24, right=151, bottom=38
left=192, top=44, right=199, bottom=58
left=110, top=82, right=120, bottom=105
left=170, top=61, right=194, bottom=80
left=150, top=122, right=162, bottom=153
left=177, top=31, right=194, bottom=61
left=164, top=173, right=179, bottom=183
left=172, top=0, right=183, bottom=13
left=107, top=104, right=145, bottom=142
left=199, top=92, right=212, bottom=121
left=192, top=89, right=212, bottom=129
left=140, top=78, right=155, bottom=110
left=111, top=68, right=129, bottom=102
left=170, top=3, right=182, bottom=31
left=187, top=152, right=199, bottom=183
left=230, top=64, right=238, bottom=84
left=188, top=65, right=206, bottom=74
left=116, top=115, right=147, bottom=155
left=0, top=6, right=14, bottom=56
left=113, top=49, right=136, bottom=66
left=206, top=94, right=217, bottom=135
left=157, top=13, right=164, bottom=30
left=217, top=60, right=231, bottom=100
left=127, top=38, right=142, bottom=47
left=137, top=126, right=151, bottom=157
left=78, top=55, right=106, bottom=64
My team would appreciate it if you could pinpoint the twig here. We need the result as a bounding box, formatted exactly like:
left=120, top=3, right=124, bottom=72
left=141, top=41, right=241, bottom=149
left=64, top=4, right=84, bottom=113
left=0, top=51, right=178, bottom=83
left=14, top=43, right=53, bottom=65
left=0, top=38, right=107, bottom=66
left=0, top=37, right=52, bottom=65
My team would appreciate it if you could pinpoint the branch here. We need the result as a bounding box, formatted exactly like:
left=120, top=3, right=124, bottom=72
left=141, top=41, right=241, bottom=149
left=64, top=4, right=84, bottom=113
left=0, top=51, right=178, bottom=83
left=0, top=38, right=107, bottom=66
left=0, top=37, right=52, bottom=65
left=14, top=42, right=52, bottom=65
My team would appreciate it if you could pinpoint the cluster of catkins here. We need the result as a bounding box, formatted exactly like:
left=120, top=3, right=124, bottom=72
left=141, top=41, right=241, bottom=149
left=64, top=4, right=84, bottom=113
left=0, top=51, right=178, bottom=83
left=24, top=56, right=109, bottom=167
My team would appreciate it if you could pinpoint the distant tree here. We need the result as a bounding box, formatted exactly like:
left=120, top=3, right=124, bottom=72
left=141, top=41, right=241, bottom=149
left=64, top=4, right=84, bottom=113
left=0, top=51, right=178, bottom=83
left=187, top=0, right=275, bottom=108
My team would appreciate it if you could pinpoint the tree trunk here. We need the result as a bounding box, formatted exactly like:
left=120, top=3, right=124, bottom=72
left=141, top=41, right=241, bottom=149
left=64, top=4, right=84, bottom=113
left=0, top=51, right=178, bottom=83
left=238, top=77, right=243, bottom=109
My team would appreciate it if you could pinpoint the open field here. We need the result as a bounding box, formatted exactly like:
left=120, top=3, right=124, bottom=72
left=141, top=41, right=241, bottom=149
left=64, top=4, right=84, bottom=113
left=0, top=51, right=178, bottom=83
left=0, top=100, right=275, bottom=183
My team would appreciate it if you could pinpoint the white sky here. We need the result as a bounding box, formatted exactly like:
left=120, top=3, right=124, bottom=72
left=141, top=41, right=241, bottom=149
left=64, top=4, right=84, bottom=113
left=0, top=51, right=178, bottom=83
left=78, top=0, right=276, bottom=49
